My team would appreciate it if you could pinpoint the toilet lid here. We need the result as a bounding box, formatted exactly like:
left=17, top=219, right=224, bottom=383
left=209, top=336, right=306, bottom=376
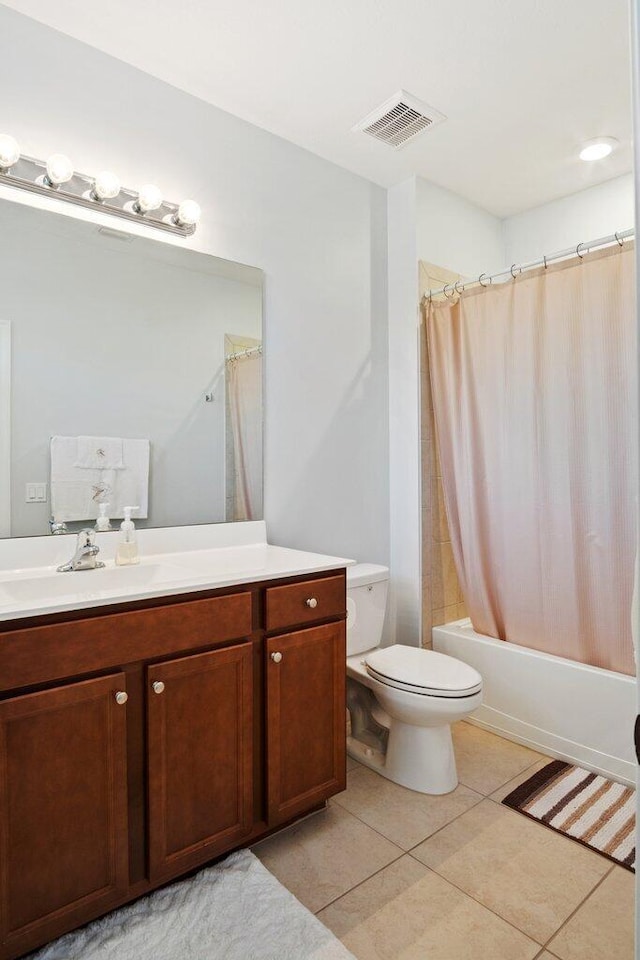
left=364, top=645, right=482, bottom=697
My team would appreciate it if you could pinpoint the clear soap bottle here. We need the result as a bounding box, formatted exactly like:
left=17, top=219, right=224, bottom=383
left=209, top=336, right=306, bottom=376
left=115, top=506, right=140, bottom=566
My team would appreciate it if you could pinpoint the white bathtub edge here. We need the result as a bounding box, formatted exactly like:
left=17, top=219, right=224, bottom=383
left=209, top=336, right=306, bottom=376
left=433, top=618, right=636, bottom=788
left=467, top=708, right=635, bottom=787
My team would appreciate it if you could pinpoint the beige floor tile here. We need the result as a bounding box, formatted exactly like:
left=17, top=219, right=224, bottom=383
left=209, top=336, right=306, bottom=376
left=346, top=755, right=360, bottom=772
left=411, top=799, right=610, bottom=944
left=490, top=758, right=553, bottom=803
left=252, top=803, right=401, bottom=913
left=318, top=855, right=539, bottom=960
left=453, top=722, right=546, bottom=795
left=547, top=867, right=634, bottom=960
left=332, top=764, right=483, bottom=850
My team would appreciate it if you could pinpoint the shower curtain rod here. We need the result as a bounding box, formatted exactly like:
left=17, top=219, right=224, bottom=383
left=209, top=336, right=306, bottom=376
left=225, top=345, right=262, bottom=361
left=423, top=227, right=635, bottom=302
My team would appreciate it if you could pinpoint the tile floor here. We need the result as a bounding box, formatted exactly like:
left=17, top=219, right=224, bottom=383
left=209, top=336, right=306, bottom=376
left=253, top=721, right=635, bottom=960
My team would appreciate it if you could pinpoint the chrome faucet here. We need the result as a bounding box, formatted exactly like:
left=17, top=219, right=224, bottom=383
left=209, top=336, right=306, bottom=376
left=57, top=528, right=106, bottom=572
left=49, top=516, right=68, bottom=535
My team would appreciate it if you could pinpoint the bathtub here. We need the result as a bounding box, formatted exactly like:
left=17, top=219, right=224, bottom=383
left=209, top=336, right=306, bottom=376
left=432, top=618, right=637, bottom=786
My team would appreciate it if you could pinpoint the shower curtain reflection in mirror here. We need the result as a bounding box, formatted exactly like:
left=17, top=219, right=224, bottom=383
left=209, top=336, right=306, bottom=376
left=426, top=243, right=637, bottom=676
left=225, top=341, right=263, bottom=521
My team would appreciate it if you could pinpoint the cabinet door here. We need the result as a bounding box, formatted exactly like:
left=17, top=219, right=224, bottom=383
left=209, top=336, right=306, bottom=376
left=0, top=674, right=129, bottom=959
left=266, top=621, right=346, bottom=825
left=147, top=643, right=253, bottom=881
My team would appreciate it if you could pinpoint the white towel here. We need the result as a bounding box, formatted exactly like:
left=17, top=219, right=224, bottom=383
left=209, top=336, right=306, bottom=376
left=75, top=436, right=124, bottom=470
left=51, top=437, right=150, bottom=521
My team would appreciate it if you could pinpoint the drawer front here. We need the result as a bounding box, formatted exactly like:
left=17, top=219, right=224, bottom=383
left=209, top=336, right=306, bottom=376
left=265, top=574, right=345, bottom=633
left=0, top=592, right=253, bottom=692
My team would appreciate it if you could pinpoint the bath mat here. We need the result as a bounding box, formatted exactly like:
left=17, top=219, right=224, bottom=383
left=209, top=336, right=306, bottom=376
left=28, top=849, right=356, bottom=960
left=502, top=759, right=635, bottom=872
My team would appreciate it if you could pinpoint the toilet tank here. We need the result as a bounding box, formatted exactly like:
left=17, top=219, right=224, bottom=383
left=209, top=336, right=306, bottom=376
left=346, top=564, right=389, bottom=656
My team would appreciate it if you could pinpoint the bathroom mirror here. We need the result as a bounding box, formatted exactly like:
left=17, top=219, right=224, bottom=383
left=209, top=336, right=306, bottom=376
left=0, top=198, right=264, bottom=538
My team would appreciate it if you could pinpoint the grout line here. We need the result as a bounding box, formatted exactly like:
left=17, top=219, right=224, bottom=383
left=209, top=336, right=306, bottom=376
left=405, top=851, right=547, bottom=947
left=332, top=773, right=486, bottom=852
left=313, top=850, right=406, bottom=915
left=537, top=864, right=616, bottom=954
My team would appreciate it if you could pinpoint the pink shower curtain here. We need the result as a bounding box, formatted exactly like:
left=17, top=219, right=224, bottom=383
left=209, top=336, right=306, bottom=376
left=227, top=353, right=263, bottom=521
left=427, top=244, right=637, bottom=675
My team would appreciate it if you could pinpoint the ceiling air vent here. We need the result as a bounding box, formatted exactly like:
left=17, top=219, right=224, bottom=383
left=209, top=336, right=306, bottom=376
left=352, top=90, right=446, bottom=149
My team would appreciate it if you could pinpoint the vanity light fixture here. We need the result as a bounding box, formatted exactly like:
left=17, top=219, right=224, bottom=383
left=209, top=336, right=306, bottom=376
left=134, top=183, right=163, bottom=213
left=174, top=199, right=201, bottom=227
left=0, top=133, right=200, bottom=237
left=0, top=134, right=20, bottom=170
left=579, top=137, right=619, bottom=161
left=92, top=170, right=121, bottom=201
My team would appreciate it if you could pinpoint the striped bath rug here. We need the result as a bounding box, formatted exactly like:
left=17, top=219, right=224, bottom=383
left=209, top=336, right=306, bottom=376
left=502, top=760, right=635, bottom=872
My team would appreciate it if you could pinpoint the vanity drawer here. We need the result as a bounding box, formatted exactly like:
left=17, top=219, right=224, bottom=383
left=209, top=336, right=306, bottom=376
left=0, top=592, right=253, bottom=692
left=265, top=574, right=345, bottom=632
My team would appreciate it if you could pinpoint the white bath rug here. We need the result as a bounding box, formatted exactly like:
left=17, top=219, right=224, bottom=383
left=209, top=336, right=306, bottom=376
left=29, top=849, right=356, bottom=960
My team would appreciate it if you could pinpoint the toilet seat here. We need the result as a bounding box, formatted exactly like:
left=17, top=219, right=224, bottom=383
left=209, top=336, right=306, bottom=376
left=365, top=645, right=482, bottom=699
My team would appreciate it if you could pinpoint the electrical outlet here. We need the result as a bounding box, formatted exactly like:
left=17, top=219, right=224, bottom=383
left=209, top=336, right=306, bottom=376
left=25, top=483, right=47, bottom=503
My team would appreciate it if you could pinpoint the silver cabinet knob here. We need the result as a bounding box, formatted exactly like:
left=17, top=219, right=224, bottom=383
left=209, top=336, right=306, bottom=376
left=271, top=651, right=283, bottom=664
left=305, top=597, right=318, bottom=609
left=152, top=681, right=165, bottom=695
left=114, top=691, right=128, bottom=705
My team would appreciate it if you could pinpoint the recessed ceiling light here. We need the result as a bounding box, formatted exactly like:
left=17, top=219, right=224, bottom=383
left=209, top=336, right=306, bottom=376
left=579, top=137, right=619, bottom=162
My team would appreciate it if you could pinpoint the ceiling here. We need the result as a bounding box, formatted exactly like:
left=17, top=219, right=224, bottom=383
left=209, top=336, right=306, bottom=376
left=2, top=0, right=633, bottom=217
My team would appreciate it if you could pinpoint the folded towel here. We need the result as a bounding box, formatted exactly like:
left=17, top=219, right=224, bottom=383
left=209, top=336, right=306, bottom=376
left=75, top=436, right=124, bottom=470
left=51, top=436, right=150, bottom=521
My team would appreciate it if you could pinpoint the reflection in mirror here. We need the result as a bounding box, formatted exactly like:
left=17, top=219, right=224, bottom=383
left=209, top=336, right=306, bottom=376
left=0, top=199, right=263, bottom=538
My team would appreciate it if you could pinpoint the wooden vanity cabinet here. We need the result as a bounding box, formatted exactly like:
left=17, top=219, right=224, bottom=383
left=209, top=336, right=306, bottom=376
left=0, top=674, right=129, bottom=959
left=265, top=622, right=346, bottom=824
left=0, top=569, right=346, bottom=960
left=147, top=642, right=254, bottom=881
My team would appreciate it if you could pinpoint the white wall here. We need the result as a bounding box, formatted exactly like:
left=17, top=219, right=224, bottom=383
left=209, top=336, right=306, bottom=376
left=504, top=173, right=635, bottom=265
left=0, top=5, right=389, bottom=564
left=387, top=179, right=420, bottom=645
left=416, top=177, right=505, bottom=277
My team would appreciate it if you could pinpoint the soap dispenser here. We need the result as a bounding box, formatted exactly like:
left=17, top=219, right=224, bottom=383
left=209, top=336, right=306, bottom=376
left=95, top=503, right=112, bottom=533
left=115, top=506, right=140, bottom=566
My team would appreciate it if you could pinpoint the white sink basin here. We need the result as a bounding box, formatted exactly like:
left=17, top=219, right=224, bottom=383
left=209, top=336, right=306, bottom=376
left=0, top=563, right=188, bottom=604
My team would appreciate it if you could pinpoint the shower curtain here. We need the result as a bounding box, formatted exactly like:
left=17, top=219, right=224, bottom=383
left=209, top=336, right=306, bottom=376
left=426, top=244, right=637, bottom=675
left=226, top=352, right=263, bottom=521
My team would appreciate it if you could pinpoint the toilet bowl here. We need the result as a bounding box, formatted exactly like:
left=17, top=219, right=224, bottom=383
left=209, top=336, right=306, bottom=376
left=346, top=564, right=483, bottom=794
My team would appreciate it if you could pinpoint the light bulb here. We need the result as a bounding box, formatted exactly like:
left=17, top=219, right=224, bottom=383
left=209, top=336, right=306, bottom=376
left=175, top=199, right=201, bottom=227
left=45, top=153, right=74, bottom=185
left=579, top=137, right=618, bottom=162
left=0, top=134, right=20, bottom=169
left=92, top=170, right=121, bottom=201
left=135, top=184, right=163, bottom=213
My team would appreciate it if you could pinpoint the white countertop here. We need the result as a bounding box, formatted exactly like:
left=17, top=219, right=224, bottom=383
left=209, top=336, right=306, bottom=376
left=0, top=522, right=354, bottom=622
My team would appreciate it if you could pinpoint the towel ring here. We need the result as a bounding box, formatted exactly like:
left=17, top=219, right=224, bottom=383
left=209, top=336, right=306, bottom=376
left=478, top=273, right=491, bottom=287
left=615, top=232, right=624, bottom=247
left=576, top=242, right=585, bottom=260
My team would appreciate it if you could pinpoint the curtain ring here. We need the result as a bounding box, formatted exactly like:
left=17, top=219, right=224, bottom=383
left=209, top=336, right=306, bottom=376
left=543, top=255, right=548, bottom=270
left=615, top=232, right=624, bottom=247
left=510, top=263, right=521, bottom=280
left=428, top=290, right=432, bottom=304
left=478, top=273, right=491, bottom=287
left=576, top=242, right=585, bottom=260
left=454, top=280, right=464, bottom=295
left=443, top=283, right=454, bottom=299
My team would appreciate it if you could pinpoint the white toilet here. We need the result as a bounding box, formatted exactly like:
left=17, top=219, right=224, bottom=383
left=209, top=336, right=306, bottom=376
left=346, top=563, right=483, bottom=795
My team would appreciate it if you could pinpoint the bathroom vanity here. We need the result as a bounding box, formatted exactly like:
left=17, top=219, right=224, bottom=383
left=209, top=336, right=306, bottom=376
left=0, top=526, right=349, bottom=960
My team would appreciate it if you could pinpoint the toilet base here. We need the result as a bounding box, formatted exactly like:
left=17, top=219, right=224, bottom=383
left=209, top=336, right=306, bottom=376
left=347, top=720, right=458, bottom=795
